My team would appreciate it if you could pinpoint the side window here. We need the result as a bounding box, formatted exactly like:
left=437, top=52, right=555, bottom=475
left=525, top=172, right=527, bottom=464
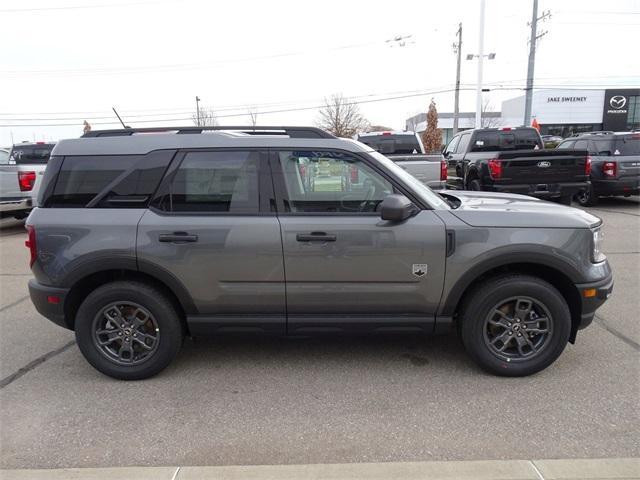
left=277, top=151, right=393, bottom=213
left=48, top=152, right=172, bottom=208
left=0, top=150, right=9, bottom=165
left=158, top=150, right=260, bottom=213
left=456, top=133, right=471, bottom=153
left=445, top=136, right=460, bottom=155
left=557, top=140, right=575, bottom=149
left=573, top=140, right=589, bottom=151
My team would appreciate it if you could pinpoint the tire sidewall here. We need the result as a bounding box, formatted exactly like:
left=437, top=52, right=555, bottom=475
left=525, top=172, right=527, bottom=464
left=462, top=277, right=571, bottom=376
left=75, top=282, right=182, bottom=380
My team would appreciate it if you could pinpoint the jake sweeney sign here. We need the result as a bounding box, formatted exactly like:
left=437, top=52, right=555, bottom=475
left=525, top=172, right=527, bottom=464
left=547, top=96, right=588, bottom=103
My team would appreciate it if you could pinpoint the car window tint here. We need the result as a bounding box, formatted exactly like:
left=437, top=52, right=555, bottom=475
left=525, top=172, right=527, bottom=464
left=162, top=150, right=259, bottom=213
left=358, top=134, right=422, bottom=154
left=445, top=136, right=459, bottom=154
left=10, top=145, right=55, bottom=165
left=556, top=141, right=575, bottom=149
left=456, top=133, right=471, bottom=153
left=471, top=130, right=540, bottom=152
left=278, top=151, right=393, bottom=213
left=573, top=140, right=589, bottom=150
left=49, top=152, right=171, bottom=208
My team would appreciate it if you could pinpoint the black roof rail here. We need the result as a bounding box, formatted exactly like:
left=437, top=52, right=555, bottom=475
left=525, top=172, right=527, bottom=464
left=570, top=130, right=615, bottom=137
left=82, top=126, right=336, bottom=139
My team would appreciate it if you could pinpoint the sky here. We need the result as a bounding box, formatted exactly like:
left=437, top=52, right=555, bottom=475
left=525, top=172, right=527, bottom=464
left=1, top=0, right=639, bottom=145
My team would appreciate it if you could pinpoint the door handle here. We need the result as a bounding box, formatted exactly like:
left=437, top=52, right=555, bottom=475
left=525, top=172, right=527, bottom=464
left=296, top=232, right=337, bottom=242
left=159, top=232, right=198, bottom=243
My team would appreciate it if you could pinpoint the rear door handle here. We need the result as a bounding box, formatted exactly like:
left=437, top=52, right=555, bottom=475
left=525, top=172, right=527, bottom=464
left=159, top=232, right=198, bottom=243
left=296, top=232, right=337, bottom=242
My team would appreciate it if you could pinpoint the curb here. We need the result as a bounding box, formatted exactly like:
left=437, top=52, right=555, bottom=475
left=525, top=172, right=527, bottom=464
left=1, top=458, right=639, bottom=480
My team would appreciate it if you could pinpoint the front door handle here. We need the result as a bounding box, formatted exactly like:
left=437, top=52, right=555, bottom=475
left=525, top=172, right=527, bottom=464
left=159, top=232, right=198, bottom=243
left=296, top=232, right=337, bottom=242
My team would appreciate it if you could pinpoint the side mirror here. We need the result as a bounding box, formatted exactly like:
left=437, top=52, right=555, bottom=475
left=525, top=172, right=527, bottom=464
left=380, top=194, right=417, bottom=222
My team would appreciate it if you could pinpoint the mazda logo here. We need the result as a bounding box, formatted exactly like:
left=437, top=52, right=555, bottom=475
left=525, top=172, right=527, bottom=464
left=537, top=161, right=551, bottom=168
left=610, top=95, right=627, bottom=109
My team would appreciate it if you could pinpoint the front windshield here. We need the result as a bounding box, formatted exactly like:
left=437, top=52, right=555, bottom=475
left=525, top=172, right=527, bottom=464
left=368, top=150, right=450, bottom=210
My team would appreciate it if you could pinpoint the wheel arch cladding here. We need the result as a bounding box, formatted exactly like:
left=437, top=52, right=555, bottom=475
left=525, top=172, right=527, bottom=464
left=64, top=268, right=195, bottom=331
left=444, top=261, right=582, bottom=343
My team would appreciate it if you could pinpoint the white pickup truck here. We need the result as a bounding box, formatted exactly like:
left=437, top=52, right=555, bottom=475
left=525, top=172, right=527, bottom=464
left=356, top=131, right=446, bottom=188
left=0, top=142, right=54, bottom=219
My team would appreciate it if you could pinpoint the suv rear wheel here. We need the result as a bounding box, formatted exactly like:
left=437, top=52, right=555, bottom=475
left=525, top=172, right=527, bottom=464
left=460, top=275, right=571, bottom=376
left=75, top=281, right=183, bottom=380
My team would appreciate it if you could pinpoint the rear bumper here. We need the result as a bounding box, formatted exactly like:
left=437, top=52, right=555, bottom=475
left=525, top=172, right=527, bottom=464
left=592, top=177, right=640, bottom=196
left=490, top=181, right=589, bottom=199
left=28, top=279, right=71, bottom=330
left=0, top=197, right=31, bottom=213
left=575, top=272, right=614, bottom=330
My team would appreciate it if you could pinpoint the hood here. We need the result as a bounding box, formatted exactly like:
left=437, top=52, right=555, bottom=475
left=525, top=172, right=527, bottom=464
left=441, top=191, right=601, bottom=229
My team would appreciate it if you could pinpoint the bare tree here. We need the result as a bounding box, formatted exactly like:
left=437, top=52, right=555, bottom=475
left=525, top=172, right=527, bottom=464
left=247, top=108, right=258, bottom=127
left=316, top=93, right=369, bottom=137
left=421, top=99, right=442, bottom=153
left=192, top=107, right=218, bottom=127
left=481, top=99, right=501, bottom=128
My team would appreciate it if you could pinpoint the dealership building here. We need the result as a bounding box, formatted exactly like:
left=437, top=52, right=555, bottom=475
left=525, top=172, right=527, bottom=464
left=406, top=88, right=640, bottom=140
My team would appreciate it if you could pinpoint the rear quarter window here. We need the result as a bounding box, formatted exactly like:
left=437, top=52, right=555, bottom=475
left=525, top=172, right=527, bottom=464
left=46, top=150, right=174, bottom=208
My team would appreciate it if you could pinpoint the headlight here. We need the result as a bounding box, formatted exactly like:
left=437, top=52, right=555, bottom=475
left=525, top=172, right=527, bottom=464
left=592, top=228, right=606, bottom=263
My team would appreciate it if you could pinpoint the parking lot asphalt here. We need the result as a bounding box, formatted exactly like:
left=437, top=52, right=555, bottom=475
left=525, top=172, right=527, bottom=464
left=0, top=197, right=638, bottom=470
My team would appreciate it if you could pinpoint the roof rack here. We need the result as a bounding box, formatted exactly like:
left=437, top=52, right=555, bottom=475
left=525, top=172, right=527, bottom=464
left=82, top=126, right=336, bottom=139
left=570, top=131, right=615, bottom=137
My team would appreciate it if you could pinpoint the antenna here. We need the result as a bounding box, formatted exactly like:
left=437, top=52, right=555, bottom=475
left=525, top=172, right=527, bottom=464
left=112, top=107, right=129, bottom=129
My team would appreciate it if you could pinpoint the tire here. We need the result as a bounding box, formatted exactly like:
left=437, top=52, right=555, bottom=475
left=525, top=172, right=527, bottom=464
left=469, top=179, right=482, bottom=191
left=75, top=281, right=183, bottom=380
left=460, top=275, right=571, bottom=377
left=557, top=195, right=572, bottom=206
left=574, top=184, right=598, bottom=207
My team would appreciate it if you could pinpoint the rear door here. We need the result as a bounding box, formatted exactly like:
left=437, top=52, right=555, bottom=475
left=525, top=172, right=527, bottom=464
left=137, top=149, right=285, bottom=334
left=271, top=149, right=446, bottom=334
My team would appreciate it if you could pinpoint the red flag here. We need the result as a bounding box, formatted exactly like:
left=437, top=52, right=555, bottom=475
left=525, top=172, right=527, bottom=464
left=531, top=118, right=540, bottom=132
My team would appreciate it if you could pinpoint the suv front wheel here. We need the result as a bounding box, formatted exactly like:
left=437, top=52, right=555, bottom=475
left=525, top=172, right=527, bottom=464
left=75, top=281, right=183, bottom=380
left=460, top=275, right=571, bottom=376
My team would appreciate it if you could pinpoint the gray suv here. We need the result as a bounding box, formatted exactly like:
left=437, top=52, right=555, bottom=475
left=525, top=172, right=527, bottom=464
left=26, top=126, right=613, bottom=380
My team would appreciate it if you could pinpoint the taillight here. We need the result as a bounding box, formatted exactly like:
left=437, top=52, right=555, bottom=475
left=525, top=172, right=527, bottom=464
left=602, top=161, right=617, bottom=177
left=585, top=156, right=592, bottom=176
left=440, top=159, right=447, bottom=181
left=488, top=158, right=502, bottom=179
left=18, top=171, right=36, bottom=191
left=25, top=225, right=37, bottom=267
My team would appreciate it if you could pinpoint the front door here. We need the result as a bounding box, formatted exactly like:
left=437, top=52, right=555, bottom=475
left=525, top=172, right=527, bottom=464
left=137, top=149, right=285, bottom=335
left=271, top=149, right=447, bottom=334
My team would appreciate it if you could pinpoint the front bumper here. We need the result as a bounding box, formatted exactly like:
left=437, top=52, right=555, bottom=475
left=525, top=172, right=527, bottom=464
left=575, top=272, right=614, bottom=330
left=28, top=279, right=71, bottom=330
left=490, top=181, right=588, bottom=199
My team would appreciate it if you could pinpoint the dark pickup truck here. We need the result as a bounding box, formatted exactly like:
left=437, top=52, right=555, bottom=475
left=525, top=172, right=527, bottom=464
left=443, top=127, right=590, bottom=204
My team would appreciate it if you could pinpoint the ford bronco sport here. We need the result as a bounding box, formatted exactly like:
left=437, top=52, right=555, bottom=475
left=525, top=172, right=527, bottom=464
left=26, top=126, right=613, bottom=380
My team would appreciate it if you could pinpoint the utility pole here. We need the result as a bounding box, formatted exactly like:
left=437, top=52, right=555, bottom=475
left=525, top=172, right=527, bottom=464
left=475, top=0, right=486, bottom=129
left=523, top=1, right=550, bottom=126
left=195, top=96, right=201, bottom=127
left=452, top=23, right=462, bottom=135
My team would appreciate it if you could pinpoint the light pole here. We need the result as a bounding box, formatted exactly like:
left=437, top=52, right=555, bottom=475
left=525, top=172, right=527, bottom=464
left=475, top=0, right=486, bottom=129
left=452, top=23, right=463, bottom=135
left=466, top=51, right=495, bottom=128
left=195, top=96, right=201, bottom=127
